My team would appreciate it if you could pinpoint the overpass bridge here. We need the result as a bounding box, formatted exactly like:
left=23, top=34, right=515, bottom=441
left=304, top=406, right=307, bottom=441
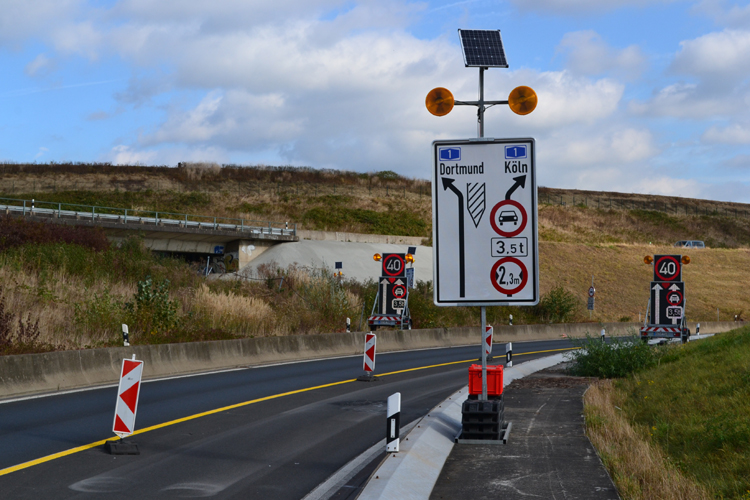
left=1, top=197, right=297, bottom=272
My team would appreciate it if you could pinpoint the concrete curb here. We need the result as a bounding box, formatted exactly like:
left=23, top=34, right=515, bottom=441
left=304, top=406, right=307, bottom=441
left=0, top=322, right=736, bottom=399
left=357, top=353, right=567, bottom=500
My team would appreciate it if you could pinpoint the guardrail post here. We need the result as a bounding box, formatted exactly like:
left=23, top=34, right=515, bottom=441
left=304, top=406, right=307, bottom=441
left=124, top=209, right=128, bottom=224
left=58, top=203, right=61, bottom=218
left=268, top=221, right=271, bottom=234
left=185, top=214, right=188, bottom=226
left=156, top=212, right=159, bottom=225
left=23, top=200, right=26, bottom=216
left=92, top=206, right=95, bottom=221
left=294, top=223, right=297, bottom=236
left=241, top=219, right=244, bottom=231
left=214, top=217, right=217, bottom=230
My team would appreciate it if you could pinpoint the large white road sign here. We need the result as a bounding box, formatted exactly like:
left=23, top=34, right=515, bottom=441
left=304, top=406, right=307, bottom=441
left=432, top=138, right=538, bottom=306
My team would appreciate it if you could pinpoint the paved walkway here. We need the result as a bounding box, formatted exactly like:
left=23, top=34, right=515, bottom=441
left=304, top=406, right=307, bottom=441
left=430, top=366, right=620, bottom=500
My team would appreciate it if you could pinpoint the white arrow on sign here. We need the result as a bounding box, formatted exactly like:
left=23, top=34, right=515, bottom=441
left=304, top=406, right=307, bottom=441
left=380, top=278, right=389, bottom=314
left=652, top=282, right=663, bottom=324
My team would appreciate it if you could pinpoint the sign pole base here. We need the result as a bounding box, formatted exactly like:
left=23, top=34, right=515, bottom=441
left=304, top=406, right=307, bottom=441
left=104, top=438, right=140, bottom=455
left=357, top=372, right=379, bottom=382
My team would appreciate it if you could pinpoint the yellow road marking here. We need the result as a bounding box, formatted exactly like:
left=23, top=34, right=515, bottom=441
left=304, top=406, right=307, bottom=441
left=0, top=346, right=578, bottom=476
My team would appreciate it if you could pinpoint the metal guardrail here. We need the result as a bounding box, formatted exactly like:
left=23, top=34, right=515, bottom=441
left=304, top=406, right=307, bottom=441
left=0, top=197, right=296, bottom=237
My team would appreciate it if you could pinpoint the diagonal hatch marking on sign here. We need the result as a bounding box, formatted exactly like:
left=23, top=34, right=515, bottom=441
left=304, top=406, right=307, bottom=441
left=113, top=414, right=131, bottom=434
left=466, top=182, right=486, bottom=228
left=121, top=359, right=140, bottom=377
left=120, top=381, right=140, bottom=414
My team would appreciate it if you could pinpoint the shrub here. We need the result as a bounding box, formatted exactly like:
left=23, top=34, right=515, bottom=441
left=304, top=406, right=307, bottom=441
left=533, top=286, right=580, bottom=323
left=124, top=276, right=179, bottom=338
left=0, top=215, right=109, bottom=252
left=568, top=333, right=668, bottom=378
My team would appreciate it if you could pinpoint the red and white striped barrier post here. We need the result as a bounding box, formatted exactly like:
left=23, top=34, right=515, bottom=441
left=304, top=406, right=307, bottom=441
left=105, top=355, right=144, bottom=455
left=484, top=325, right=493, bottom=358
left=386, top=392, right=401, bottom=453
left=358, top=332, right=378, bottom=381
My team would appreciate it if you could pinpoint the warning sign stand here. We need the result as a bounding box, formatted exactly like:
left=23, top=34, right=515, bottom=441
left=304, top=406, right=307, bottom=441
left=105, top=355, right=144, bottom=455
left=357, top=332, right=379, bottom=382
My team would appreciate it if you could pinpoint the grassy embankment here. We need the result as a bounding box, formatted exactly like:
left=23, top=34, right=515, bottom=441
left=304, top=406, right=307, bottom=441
left=577, top=326, right=750, bottom=499
left=1, top=163, right=750, bottom=353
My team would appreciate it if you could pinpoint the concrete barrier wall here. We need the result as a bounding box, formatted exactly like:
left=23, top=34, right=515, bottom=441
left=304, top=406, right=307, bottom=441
left=0, top=321, right=741, bottom=399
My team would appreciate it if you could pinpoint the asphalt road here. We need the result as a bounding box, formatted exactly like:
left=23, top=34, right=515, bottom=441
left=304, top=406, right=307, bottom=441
left=0, top=339, right=576, bottom=499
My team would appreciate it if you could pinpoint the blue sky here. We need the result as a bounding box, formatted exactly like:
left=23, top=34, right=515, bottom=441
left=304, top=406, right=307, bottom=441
left=2, top=0, right=750, bottom=202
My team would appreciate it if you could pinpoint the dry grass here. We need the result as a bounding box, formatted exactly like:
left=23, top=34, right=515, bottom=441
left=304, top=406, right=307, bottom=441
left=539, top=242, right=750, bottom=322
left=192, top=284, right=273, bottom=336
left=0, top=266, right=134, bottom=347
left=584, top=379, right=711, bottom=500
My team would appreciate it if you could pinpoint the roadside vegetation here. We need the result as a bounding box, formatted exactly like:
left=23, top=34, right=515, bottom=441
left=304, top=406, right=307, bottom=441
left=1, top=162, right=750, bottom=351
left=0, top=216, right=587, bottom=354
left=573, top=326, right=750, bottom=499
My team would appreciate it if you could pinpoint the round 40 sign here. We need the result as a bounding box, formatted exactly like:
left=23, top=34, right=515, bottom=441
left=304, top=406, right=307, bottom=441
left=432, top=138, right=539, bottom=306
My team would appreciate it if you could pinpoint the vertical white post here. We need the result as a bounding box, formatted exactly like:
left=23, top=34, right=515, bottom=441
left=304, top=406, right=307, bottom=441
left=386, top=392, right=401, bottom=453
left=506, top=342, right=513, bottom=367
left=122, top=324, right=130, bottom=347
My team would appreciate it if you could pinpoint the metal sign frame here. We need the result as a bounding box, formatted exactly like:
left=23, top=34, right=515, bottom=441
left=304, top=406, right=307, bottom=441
left=432, top=138, right=539, bottom=307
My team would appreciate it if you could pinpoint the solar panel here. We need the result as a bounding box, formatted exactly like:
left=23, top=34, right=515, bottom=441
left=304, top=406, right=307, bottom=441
left=458, top=29, right=508, bottom=68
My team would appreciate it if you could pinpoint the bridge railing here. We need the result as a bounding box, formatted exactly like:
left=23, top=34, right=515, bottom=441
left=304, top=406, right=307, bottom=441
left=0, top=197, right=296, bottom=237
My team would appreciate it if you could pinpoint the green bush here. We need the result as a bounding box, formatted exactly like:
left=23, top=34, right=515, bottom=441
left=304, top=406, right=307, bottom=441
left=73, top=288, right=124, bottom=342
left=568, top=333, right=667, bottom=378
left=533, top=286, right=580, bottom=323
left=124, top=276, right=179, bottom=337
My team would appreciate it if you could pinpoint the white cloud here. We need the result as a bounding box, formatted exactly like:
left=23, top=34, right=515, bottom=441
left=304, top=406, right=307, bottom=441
left=24, top=54, right=54, bottom=77
left=702, top=123, right=750, bottom=144
left=670, top=29, right=750, bottom=83
left=0, top=0, right=81, bottom=46
left=692, top=0, right=750, bottom=29
left=509, top=0, right=668, bottom=15
left=556, top=31, right=646, bottom=79
left=507, top=70, right=624, bottom=129
left=34, top=147, right=48, bottom=160
left=107, top=144, right=229, bottom=166
left=629, top=80, right=748, bottom=119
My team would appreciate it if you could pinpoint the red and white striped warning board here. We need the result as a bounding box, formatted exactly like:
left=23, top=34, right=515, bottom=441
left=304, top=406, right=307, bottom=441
left=363, top=333, right=376, bottom=373
left=369, top=316, right=401, bottom=322
left=112, top=357, right=144, bottom=438
left=641, top=326, right=681, bottom=333
left=484, top=325, right=493, bottom=355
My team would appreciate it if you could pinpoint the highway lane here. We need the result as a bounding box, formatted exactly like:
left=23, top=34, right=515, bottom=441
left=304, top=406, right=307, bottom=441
left=0, top=338, right=576, bottom=498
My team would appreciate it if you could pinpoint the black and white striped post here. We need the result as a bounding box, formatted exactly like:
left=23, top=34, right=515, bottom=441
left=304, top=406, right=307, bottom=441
left=386, top=392, right=401, bottom=453
left=505, top=342, right=512, bottom=367
left=601, top=328, right=606, bottom=343
left=122, top=324, right=130, bottom=347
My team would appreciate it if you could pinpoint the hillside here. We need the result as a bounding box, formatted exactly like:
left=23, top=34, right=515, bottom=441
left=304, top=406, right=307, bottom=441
left=2, top=162, right=750, bottom=248
left=0, top=162, right=749, bottom=355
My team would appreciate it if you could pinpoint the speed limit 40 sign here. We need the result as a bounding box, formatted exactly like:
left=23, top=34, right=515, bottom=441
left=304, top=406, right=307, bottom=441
left=432, top=138, right=538, bottom=306
left=653, top=255, right=682, bottom=282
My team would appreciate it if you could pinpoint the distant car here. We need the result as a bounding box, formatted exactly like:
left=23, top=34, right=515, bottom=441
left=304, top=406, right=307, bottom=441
left=498, top=211, right=518, bottom=225
left=674, top=240, right=705, bottom=248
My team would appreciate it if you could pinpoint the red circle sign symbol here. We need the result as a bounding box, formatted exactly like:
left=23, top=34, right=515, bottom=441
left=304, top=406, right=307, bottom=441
left=490, top=200, right=527, bottom=237
left=588, top=287, right=595, bottom=297
left=490, top=257, right=528, bottom=296
left=383, top=254, right=405, bottom=276
left=654, top=255, right=681, bottom=281
left=666, top=290, right=683, bottom=307
left=393, top=285, right=406, bottom=299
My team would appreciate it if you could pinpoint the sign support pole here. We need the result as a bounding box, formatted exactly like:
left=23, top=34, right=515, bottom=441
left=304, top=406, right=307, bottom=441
left=477, top=68, right=487, bottom=401
left=481, top=306, right=487, bottom=401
